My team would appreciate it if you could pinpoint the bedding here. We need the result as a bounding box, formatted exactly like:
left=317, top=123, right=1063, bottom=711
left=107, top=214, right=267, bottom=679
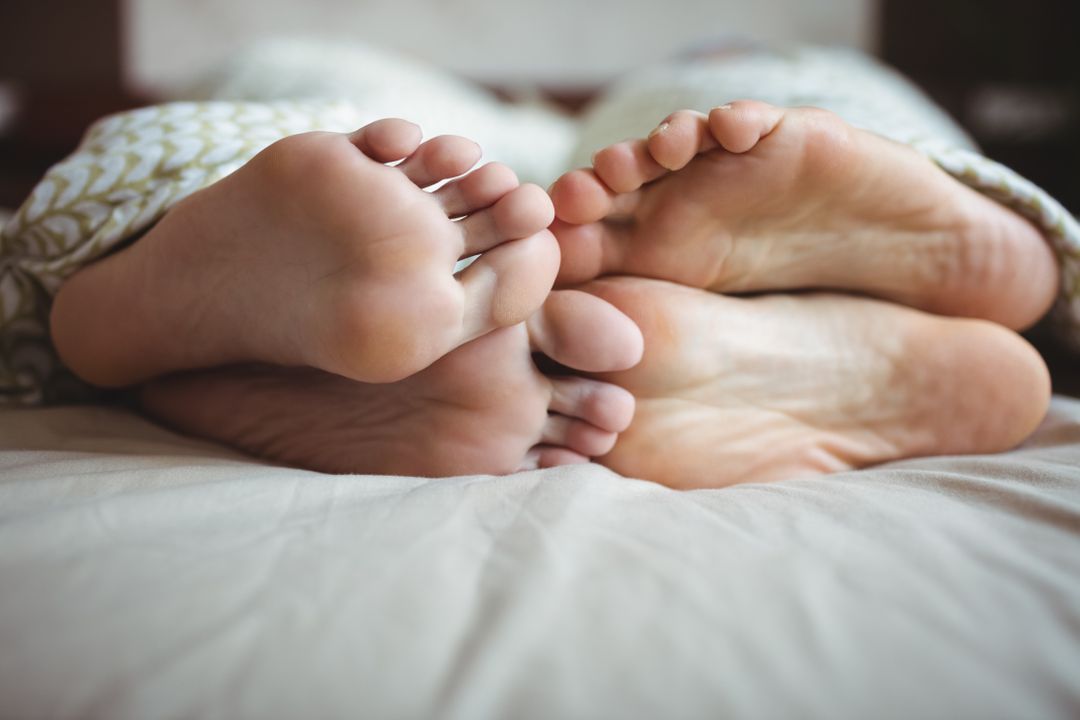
left=2, top=43, right=1079, bottom=405
left=2, top=399, right=1080, bottom=718
left=2, top=39, right=1079, bottom=718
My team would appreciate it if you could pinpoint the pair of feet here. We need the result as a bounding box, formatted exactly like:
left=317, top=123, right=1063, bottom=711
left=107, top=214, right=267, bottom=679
left=50, top=103, right=1056, bottom=487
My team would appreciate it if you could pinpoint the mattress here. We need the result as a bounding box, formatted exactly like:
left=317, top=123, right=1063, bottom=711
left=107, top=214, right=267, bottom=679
left=2, top=398, right=1079, bottom=719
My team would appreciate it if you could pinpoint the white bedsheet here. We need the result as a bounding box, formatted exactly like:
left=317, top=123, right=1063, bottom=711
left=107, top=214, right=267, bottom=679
left=2, top=400, right=1080, bottom=719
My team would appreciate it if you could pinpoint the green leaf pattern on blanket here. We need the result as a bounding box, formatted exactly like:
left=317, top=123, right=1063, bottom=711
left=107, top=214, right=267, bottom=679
left=0, top=99, right=1077, bottom=406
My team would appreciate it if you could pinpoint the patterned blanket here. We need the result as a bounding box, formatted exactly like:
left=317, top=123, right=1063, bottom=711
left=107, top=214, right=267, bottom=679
left=2, top=43, right=1077, bottom=404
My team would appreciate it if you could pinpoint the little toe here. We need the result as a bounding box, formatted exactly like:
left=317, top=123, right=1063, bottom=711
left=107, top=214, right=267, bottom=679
left=347, top=118, right=423, bottom=162
left=397, top=135, right=482, bottom=187
left=708, top=100, right=785, bottom=153
left=434, top=162, right=519, bottom=217
left=541, top=415, right=619, bottom=458
left=459, top=183, right=555, bottom=255
left=647, top=109, right=718, bottom=170
left=520, top=446, right=590, bottom=470
left=592, top=139, right=668, bottom=193
left=549, top=168, right=618, bottom=224
left=526, top=289, right=644, bottom=373
left=458, top=229, right=560, bottom=338
left=548, top=376, right=635, bottom=433
left=550, top=219, right=630, bottom=286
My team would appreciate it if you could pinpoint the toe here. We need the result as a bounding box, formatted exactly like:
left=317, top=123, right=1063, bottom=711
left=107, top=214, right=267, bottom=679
left=550, top=220, right=605, bottom=286
left=592, top=139, right=668, bottom=193
left=708, top=100, right=785, bottom=154
left=550, top=219, right=630, bottom=286
left=548, top=376, right=635, bottom=433
left=647, top=109, right=718, bottom=170
left=550, top=168, right=618, bottom=224
left=520, top=446, right=591, bottom=470
left=458, top=228, right=560, bottom=338
left=347, top=118, right=423, bottom=162
left=526, top=289, right=644, bottom=373
left=434, top=162, right=519, bottom=217
left=459, top=183, right=555, bottom=255
left=540, top=415, right=619, bottom=457
left=397, top=134, right=482, bottom=187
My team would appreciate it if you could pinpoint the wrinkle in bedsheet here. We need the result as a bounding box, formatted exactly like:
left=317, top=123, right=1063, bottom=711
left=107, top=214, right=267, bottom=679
left=2, top=403, right=1080, bottom=719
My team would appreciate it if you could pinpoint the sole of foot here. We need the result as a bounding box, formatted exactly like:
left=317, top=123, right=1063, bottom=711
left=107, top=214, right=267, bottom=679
left=53, top=118, right=563, bottom=387
left=141, top=287, right=645, bottom=476
left=580, top=277, right=1050, bottom=489
left=550, top=101, right=1058, bottom=331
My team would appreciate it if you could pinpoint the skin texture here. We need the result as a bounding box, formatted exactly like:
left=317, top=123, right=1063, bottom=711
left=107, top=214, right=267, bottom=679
left=581, top=277, right=1050, bottom=489
left=141, top=288, right=645, bottom=475
left=550, top=101, right=1058, bottom=330
left=51, top=119, right=567, bottom=387
left=538, top=100, right=1057, bottom=486
left=66, top=102, right=1059, bottom=484
left=48, top=115, right=645, bottom=475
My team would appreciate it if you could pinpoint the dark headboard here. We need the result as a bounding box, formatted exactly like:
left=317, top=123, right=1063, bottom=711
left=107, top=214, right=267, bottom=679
left=881, top=0, right=1079, bottom=215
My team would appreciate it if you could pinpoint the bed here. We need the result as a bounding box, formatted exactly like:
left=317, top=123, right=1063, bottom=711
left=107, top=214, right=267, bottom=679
left=2, top=399, right=1079, bottom=718
left=3, top=4, right=1079, bottom=718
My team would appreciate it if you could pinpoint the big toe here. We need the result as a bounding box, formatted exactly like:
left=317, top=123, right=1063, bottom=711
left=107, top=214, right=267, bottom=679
left=707, top=100, right=785, bottom=154
left=550, top=168, right=616, bottom=225
left=459, top=228, right=560, bottom=339
left=526, top=289, right=644, bottom=373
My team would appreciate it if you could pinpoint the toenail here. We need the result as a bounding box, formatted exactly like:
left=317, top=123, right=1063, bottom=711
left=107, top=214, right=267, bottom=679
left=714, top=104, right=733, bottom=111
left=648, top=122, right=669, bottom=139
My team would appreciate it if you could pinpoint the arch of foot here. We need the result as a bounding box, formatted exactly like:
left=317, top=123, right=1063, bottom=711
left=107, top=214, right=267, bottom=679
left=571, top=45, right=1080, bottom=347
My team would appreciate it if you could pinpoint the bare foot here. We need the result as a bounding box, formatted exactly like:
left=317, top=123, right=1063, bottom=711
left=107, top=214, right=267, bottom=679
left=581, top=277, right=1050, bottom=489
left=550, top=101, right=1058, bottom=330
left=140, top=288, right=645, bottom=476
left=52, top=118, right=561, bottom=387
